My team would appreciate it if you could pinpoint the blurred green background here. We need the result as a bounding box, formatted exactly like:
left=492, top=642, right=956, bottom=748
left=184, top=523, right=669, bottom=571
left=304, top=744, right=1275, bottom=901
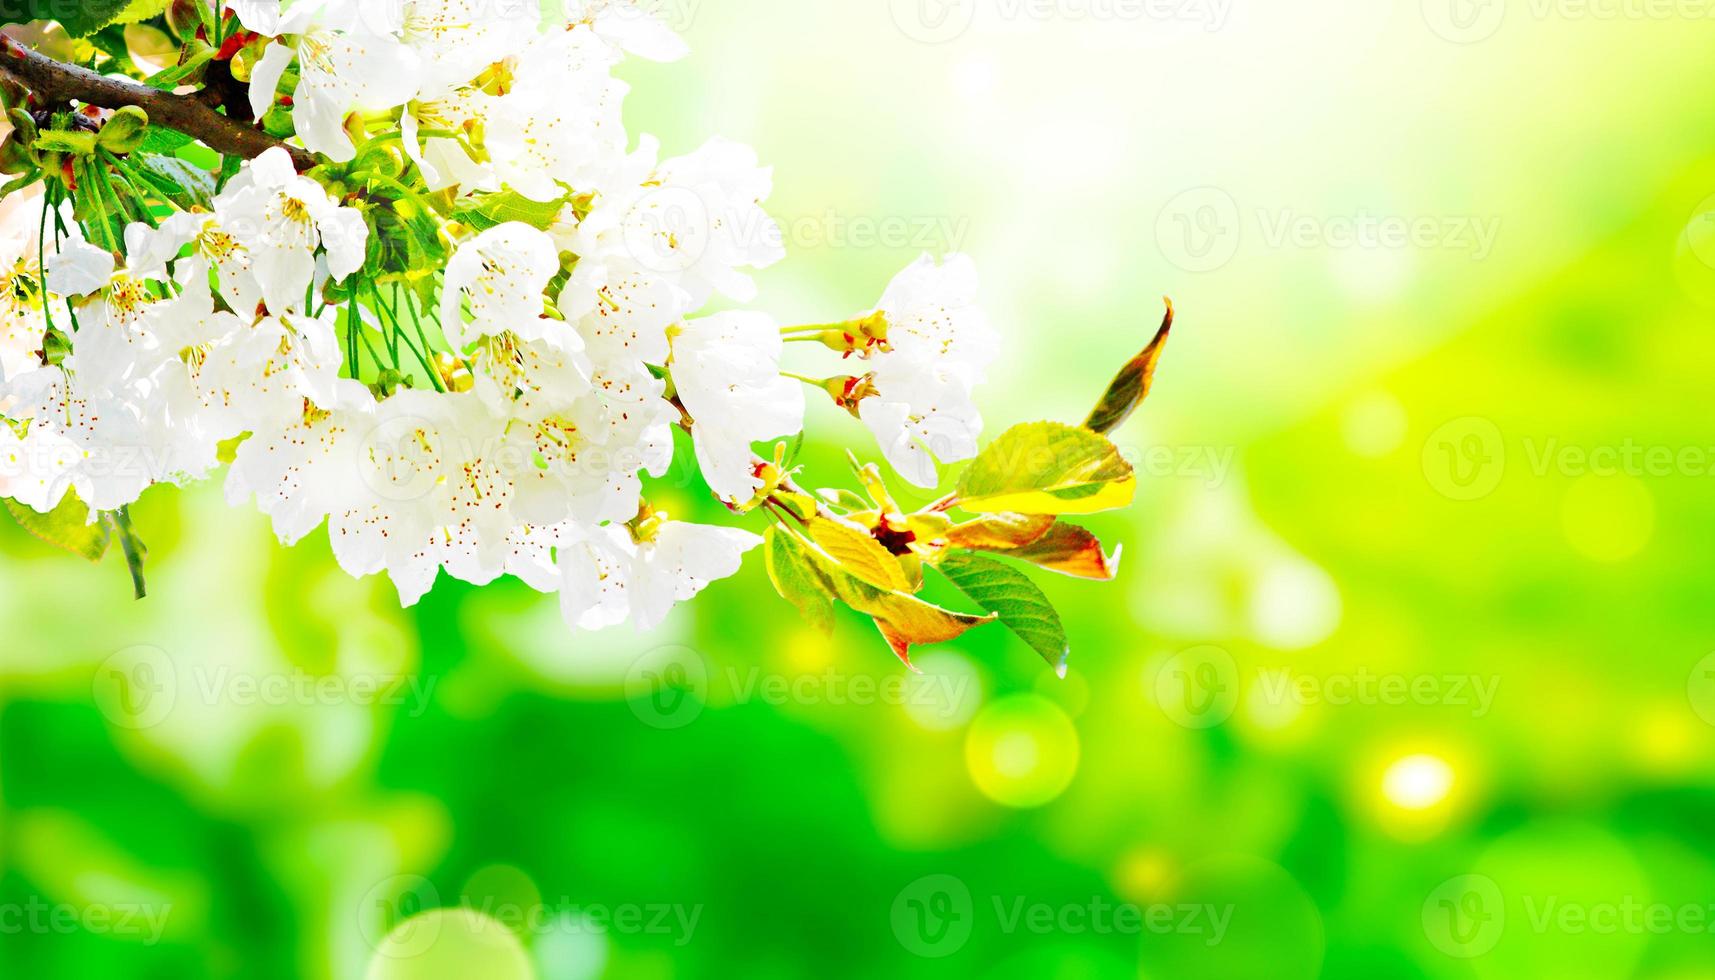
left=6, top=1, right=1715, bottom=977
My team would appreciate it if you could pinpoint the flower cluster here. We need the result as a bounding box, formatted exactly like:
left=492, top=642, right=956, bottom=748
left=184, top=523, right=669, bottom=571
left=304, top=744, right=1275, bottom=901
left=0, top=1, right=1007, bottom=635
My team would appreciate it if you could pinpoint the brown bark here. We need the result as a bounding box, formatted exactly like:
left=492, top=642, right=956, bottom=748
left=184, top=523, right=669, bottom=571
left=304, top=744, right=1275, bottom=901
left=0, top=32, right=314, bottom=170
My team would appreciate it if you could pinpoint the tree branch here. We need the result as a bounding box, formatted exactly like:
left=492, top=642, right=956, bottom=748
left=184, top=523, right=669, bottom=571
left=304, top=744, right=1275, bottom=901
left=0, top=33, right=315, bottom=170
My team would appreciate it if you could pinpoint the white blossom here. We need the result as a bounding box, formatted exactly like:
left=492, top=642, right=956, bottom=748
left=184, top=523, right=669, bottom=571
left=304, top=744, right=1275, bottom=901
left=558, top=517, right=760, bottom=632
left=216, top=148, right=369, bottom=315
left=854, top=254, right=998, bottom=488
left=670, top=311, right=803, bottom=501
left=238, top=0, right=422, bottom=162
left=440, top=223, right=563, bottom=350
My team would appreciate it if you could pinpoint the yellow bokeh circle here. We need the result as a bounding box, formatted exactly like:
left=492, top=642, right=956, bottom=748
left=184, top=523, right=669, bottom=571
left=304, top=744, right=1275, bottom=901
left=964, top=694, right=1080, bottom=808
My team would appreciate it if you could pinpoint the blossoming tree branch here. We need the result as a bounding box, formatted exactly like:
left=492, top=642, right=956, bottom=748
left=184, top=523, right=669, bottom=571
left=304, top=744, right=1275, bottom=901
left=0, top=0, right=1172, bottom=671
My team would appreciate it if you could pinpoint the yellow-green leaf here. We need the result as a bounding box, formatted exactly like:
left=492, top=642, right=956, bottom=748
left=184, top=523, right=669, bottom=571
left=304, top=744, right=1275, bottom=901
left=795, top=532, right=993, bottom=668
left=116, top=0, right=172, bottom=24
left=763, top=525, right=837, bottom=634
left=953, top=421, right=1136, bottom=516
left=4, top=491, right=110, bottom=562
left=946, top=513, right=1055, bottom=551
left=936, top=552, right=1070, bottom=676
left=1084, top=298, right=1173, bottom=435
left=807, top=516, right=912, bottom=592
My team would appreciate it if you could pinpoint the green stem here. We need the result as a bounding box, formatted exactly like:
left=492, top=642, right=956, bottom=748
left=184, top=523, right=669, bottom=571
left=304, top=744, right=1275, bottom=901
left=36, top=188, right=55, bottom=335
left=400, top=288, right=446, bottom=393
left=110, top=505, right=147, bottom=600
left=101, top=150, right=160, bottom=229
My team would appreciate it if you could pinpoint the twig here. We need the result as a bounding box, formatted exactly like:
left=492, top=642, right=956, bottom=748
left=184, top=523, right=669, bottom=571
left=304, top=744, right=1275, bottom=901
left=0, top=33, right=315, bottom=170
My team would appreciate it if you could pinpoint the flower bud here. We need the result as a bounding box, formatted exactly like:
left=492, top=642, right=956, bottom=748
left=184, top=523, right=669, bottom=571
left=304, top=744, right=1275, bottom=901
left=372, top=368, right=412, bottom=398
left=41, top=327, right=71, bottom=367
left=7, top=108, right=38, bottom=149
left=95, top=106, right=149, bottom=154
left=166, top=0, right=210, bottom=42
left=0, top=131, right=31, bottom=175
left=261, top=101, right=295, bottom=140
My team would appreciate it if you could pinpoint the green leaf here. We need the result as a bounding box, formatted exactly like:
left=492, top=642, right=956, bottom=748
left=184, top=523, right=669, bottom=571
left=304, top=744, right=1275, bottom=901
left=1085, top=298, right=1174, bottom=435
left=366, top=201, right=447, bottom=279
left=763, top=525, right=836, bottom=634
left=455, top=190, right=567, bottom=231
left=953, top=421, right=1136, bottom=516
left=936, top=551, right=1069, bottom=676
left=175, top=141, right=221, bottom=171
left=136, top=125, right=193, bottom=156
left=817, top=488, right=871, bottom=514
left=132, top=151, right=214, bottom=209
left=9, top=0, right=135, bottom=36
left=4, top=491, right=110, bottom=562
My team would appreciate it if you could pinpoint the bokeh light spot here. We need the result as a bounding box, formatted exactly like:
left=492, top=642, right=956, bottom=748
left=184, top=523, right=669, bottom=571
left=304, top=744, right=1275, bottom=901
left=1381, top=753, right=1455, bottom=811
left=964, top=695, right=1080, bottom=808
left=1248, top=560, right=1342, bottom=650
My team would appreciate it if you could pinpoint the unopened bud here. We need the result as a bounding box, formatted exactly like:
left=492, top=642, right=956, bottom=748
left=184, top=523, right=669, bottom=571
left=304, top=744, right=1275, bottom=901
left=41, top=327, right=70, bottom=367
left=166, top=0, right=210, bottom=41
